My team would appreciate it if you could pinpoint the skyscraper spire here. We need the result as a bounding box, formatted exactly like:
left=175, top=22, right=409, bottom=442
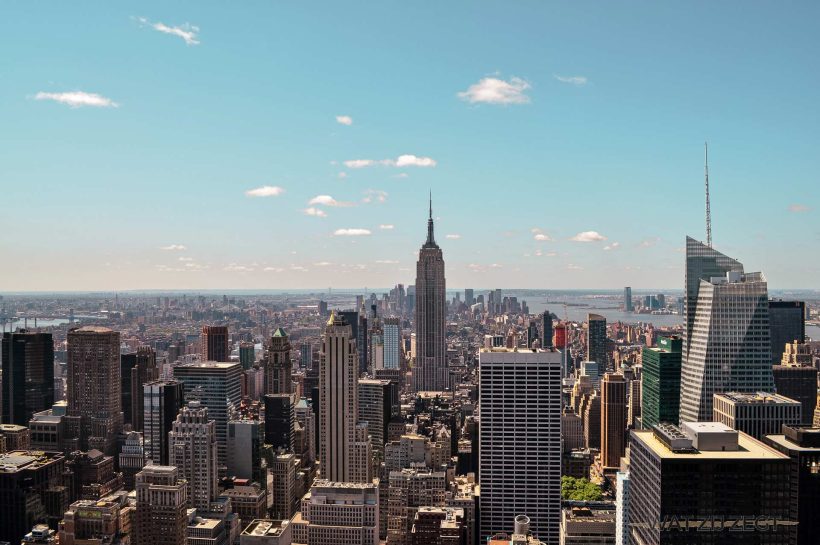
left=425, top=190, right=436, bottom=247
left=705, top=142, right=712, bottom=248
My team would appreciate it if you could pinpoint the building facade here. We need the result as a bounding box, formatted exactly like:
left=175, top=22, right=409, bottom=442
left=640, top=336, right=682, bottom=429
left=2, top=331, right=54, bottom=426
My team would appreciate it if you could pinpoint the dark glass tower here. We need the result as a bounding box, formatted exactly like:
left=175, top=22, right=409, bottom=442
left=768, top=300, right=805, bottom=364
left=641, top=336, right=682, bottom=428
left=1, top=331, right=54, bottom=426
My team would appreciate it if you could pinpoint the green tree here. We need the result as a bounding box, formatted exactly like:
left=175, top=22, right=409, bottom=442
left=561, top=476, right=603, bottom=501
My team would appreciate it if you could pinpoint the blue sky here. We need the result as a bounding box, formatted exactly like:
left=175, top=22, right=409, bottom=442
left=1, top=2, right=818, bottom=291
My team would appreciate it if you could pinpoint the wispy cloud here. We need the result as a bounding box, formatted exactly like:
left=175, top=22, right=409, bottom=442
left=136, top=17, right=200, bottom=45
left=446, top=234, right=461, bottom=240
left=245, top=185, right=284, bottom=197
left=338, top=172, right=348, bottom=179
left=336, top=115, right=353, bottom=126
left=394, top=173, right=409, bottom=179
left=34, top=91, right=118, bottom=108
left=333, top=228, right=371, bottom=236
left=376, top=259, right=399, bottom=264
left=379, top=224, right=394, bottom=230
left=567, top=264, right=584, bottom=270
left=531, top=228, right=553, bottom=241
left=178, top=256, right=193, bottom=262
left=290, top=265, right=308, bottom=272
left=160, top=244, right=187, bottom=251
left=570, top=231, right=606, bottom=242
left=603, top=242, right=621, bottom=251
left=303, top=207, right=327, bottom=217
left=314, top=261, right=332, bottom=267
left=309, top=195, right=355, bottom=207
left=639, top=237, right=660, bottom=248
left=788, top=204, right=811, bottom=213
left=362, top=190, right=388, bottom=204
left=457, top=76, right=531, bottom=104
left=224, top=263, right=254, bottom=272
left=264, top=266, right=284, bottom=272
left=343, top=154, right=437, bottom=169
left=554, top=74, right=588, bottom=86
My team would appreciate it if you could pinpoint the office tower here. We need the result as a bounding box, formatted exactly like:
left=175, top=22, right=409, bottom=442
left=295, top=399, right=316, bottom=464
left=600, top=373, right=627, bottom=469
left=201, top=325, right=229, bottom=362
left=478, top=348, right=561, bottom=543
left=772, top=361, right=818, bottom=425
left=542, top=311, right=554, bottom=348
left=239, top=342, right=255, bottom=370
left=121, top=346, right=158, bottom=431
left=586, top=313, right=607, bottom=373
left=464, top=288, right=474, bottom=306
left=66, top=326, right=122, bottom=455
left=227, top=419, right=264, bottom=480
left=410, top=506, right=465, bottom=545
left=713, top=391, right=802, bottom=439
left=64, top=449, right=123, bottom=501
left=679, top=267, right=776, bottom=423
left=581, top=392, right=601, bottom=450
left=173, top=361, right=242, bottom=467
left=640, top=336, right=682, bottom=428
left=371, top=327, right=385, bottom=371
left=580, top=361, right=600, bottom=388
left=561, top=410, right=584, bottom=452
left=143, top=379, right=184, bottom=465
left=0, top=423, right=30, bottom=451
left=119, top=430, right=146, bottom=489
left=269, top=451, right=297, bottom=519
left=135, top=465, right=188, bottom=545
left=413, top=196, right=448, bottom=392
left=656, top=293, right=665, bottom=309
left=319, top=312, right=372, bottom=482
left=560, top=506, right=616, bottom=545
left=387, top=468, right=447, bottom=545
left=624, top=287, right=633, bottom=312
left=265, top=328, right=292, bottom=395
left=627, top=378, right=641, bottom=428
left=29, top=406, right=67, bottom=452
left=59, top=498, right=125, bottom=545
left=264, top=393, right=296, bottom=453
left=383, top=317, right=401, bottom=370
left=221, top=481, right=267, bottom=522
left=769, top=300, right=806, bottom=364
left=358, top=378, right=398, bottom=454
left=0, top=450, right=67, bottom=544
left=629, top=422, right=792, bottom=545
left=765, top=426, right=820, bottom=545
left=525, top=320, right=539, bottom=348
left=291, top=480, right=379, bottom=545
left=2, top=331, right=54, bottom=426
left=168, top=400, right=219, bottom=511
left=615, top=471, right=630, bottom=545
left=553, top=323, right=567, bottom=349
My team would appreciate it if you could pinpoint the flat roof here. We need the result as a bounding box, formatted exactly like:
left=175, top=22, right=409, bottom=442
left=633, top=430, right=787, bottom=460
left=766, top=434, right=820, bottom=453
left=715, top=391, right=800, bottom=405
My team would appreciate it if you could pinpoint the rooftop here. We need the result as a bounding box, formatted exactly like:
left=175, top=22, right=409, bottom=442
left=634, top=428, right=787, bottom=460
left=0, top=450, right=64, bottom=473
left=715, top=391, right=800, bottom=405
left=69, top=326, right=114, bottom=333
left=241, top=519, right=289, bottom=537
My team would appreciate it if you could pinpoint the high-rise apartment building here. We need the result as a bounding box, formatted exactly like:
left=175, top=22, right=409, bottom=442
left=600, top=372, right=627, bottom=469
left=135, top=465, right=188, bottom=545
left=173, top=361, right=242, bottom=467
left=319, top=312, right=372, bottom=482
left=679, top=243, right=775, bottom=422
left=478, top=348, right=561, bottom=543
left=168, top=401, right=219, bottom=511
left=768, top=300, right=805, bottom=365
left=291, top=480, right=379, bottom=545
left=143, top=379, right=184, bottom=465
left=2, top=331, right=54, bottom=426
left=66, top=326, right=122, bottom=455
left=641, top=336, right=682, bottom=428
left=201, top=325, right=229, bottom=362
left=265, top=328, right=292, bottom=394
left=586, top=313, right=608, bottom=374
left=713, top=391, right=802, bottom=440
left=384, top=317, right=401, bottom=370
left=629, top=422, right=792, bottom=545
left=358, top=378, right=398, bottom=455
left=413, top=197, right=448, bottom=392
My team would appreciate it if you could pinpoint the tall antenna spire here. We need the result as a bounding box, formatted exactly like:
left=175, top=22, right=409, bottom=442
left=705, top=142, right=712, bottom=247
left=425, top=190, right=436, bottom=247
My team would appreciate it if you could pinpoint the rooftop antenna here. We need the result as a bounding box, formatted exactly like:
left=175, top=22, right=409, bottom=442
left=705, top=142, right=712, bottom=247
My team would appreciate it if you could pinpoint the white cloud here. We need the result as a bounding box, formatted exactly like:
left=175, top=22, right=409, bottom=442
left=379, top=224, right=394, bottom=230
left=570, top=231, right=607, bottom=242
left=362, top=190, right=388, bottom=204
left=639, top=237, right=660, bottom=248
left=567, top=264, right=584, bottom=270
left=376, top=259, right=399, bottom=264
left=338, top=172, right=348, bottom=179
left=334, top=228, right=371, bottom=236
left=457, top=76, right=531, bottom=104
left=788, top=204, right=811, bottom=213
left=34, top=91, right=119, bottom=108
left=178, top=256, right=193, bottom=262
left=160, top=244, right=187, bottom=251
left=264, top=266, right=284, bottom=272
left=303, top=207, right=328, bottom=217
left=446, top=234, right=461, bottom=240
left=336, top=115, right=353, bottom=126
left=245, top=185, right=284, bottom=197
left=534, top=233, right=553, bottom=241
left=137, top=17, right=200, bottom=45
left=603, top=242, right=621, bottom=251
left=554, top=74, right=588, bottom=86
left=343, top=155, right=437, bottom=169
left=309, top=195, right=355, bottom=207
left=290, top=265, right=308, bottom=272
left=490, top=263, right=503, bottom=268
left=224, top=263, right=254, bottom=272
left=314, top=261, right=332, bottom=267
left=394, top=173, right=409, bottom=179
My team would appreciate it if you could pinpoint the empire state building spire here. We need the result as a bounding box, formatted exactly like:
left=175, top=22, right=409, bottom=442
left=425, top=191, right=437, bottom=248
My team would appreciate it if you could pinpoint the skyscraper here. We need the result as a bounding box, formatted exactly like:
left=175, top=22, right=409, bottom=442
left=239, top=341, right=255, bottom=370
left=265, top=328, right=292, bottom=394
left=201, top=325, right=229, bottom=362
left=143, top=379, right=184, bottom=466
left=319, top=312, right=372, bottom=482
left=135, top=465, right=188, bottom=545
left=623, top=287, right=633, bottom=312
left=679, top=262, right=775, bottom=423
left=768, top=300, right=806, bottom=365
left=264, top=393, right=296, bottom=453
left=66, top=326, right=122, bottom=455
left=586, top=313, right=607, bottom=374
left=168, top=401, right=219, bottom=511
left=542, top=311, right=554, bottom=348
left=2, top=331, right=54, bottom=426
left=413, top=196, right=448, bottom=392
left=640, top=336, right=683, bottom=429
left=478, top=348, right=561, bottom=543
left=600, top=373, right=627, bottom=469
left=383, top=317, right=401, bottom=370
left=121, top=346, right=157, bottom=431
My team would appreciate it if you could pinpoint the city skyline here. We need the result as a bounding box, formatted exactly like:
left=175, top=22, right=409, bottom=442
left=2, top=2, right=819, bottom=291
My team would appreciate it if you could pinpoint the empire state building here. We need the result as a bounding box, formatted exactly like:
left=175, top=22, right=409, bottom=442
left=413, top=196, right=448, bottom=392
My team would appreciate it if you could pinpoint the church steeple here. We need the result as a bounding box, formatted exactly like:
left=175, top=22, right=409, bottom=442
left=425, top=190, right=437, bottom=248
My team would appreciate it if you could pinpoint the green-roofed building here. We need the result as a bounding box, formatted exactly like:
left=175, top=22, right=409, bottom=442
left=641, top=336, right=683, bottom=429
